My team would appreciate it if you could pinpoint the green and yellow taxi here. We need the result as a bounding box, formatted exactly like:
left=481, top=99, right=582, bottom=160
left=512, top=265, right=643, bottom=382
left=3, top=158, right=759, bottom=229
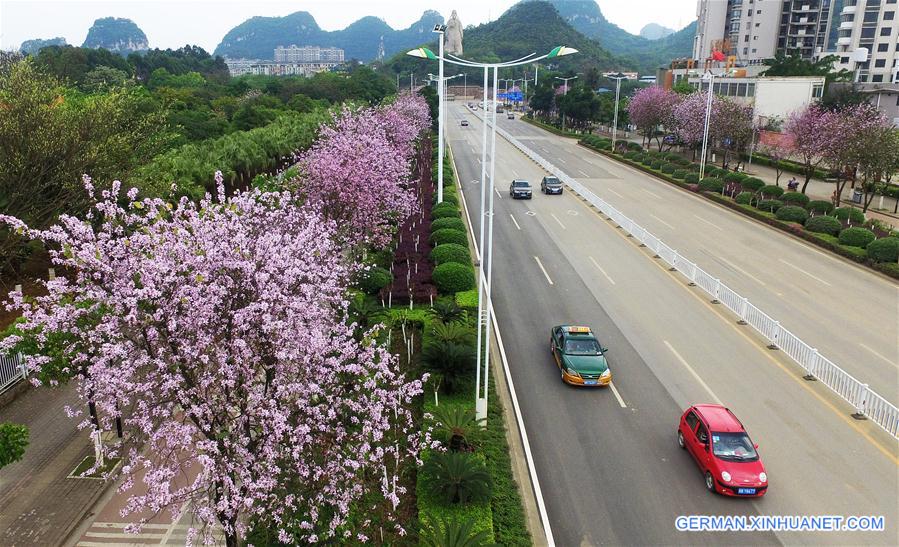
left=550, top=325, right=612, bottom=386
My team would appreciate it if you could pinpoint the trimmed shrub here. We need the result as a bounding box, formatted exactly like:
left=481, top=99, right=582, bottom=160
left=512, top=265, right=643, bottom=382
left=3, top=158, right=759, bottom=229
left=735, top=191, right=754, bottom=205
left=626, top=142, right=642, bottom=151
left=704, top=166, right=721, bottom=178
left=698, top=177, right=724, bottom=193
left=866, top=237, right=899, bottom=262
left=775, top=205, right=809, bottom=224
left=432, top=262, right=475, bottom=294
left=724, top=171, right=747, bottom=183
left=807, top=200, right=834, bottom=214
left=430, top=228, right=468, bottom=247
left=357, top=266, right=392, bottom=295
left=431, top=217, right=466, bottom=232
left=625, top=151, right=640, bottom=160
left=672, top=169, right=688, bottom=179
left=838, top=227, right=876, bottom=248
left=831, top=207, right=866, bottom=224
left=756, top=199, right=783, bottom=213
left=651, top=160, right=664, bottom=170
left=759, top=185, right=785, bottom=198
left=780, top=192, right=810, bottom=206
left=804, top=215, right=842, bottom=236
left=430, top=243, right=471, bottom=266
left=661, top=163, right=676, bottom=174
left=683, top=173, right=699, bottom=184
left=431, top=208, right=460, bottom=220
left=431, top=202, right=458, bottom=219
left=741, top=177, right=765, bottom=192
left=433, top=194, right=459, bottom=206
left=641, top=157, right=655, bottom=166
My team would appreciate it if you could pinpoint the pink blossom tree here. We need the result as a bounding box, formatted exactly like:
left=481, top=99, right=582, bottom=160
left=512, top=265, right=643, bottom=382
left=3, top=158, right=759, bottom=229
left=627, top=86, right=681, bottom=151
left=784, top=105, right=829, bottom=194
left=0, top=175, right=424, bottom=545
left=672, top=90, right=720, bottom=161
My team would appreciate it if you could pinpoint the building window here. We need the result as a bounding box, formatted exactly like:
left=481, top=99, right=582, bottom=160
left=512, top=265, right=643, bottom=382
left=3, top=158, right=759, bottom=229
left=757, top=9, right=762, bottom=13
left=842, top=56, right=850, bottom=62
left=747, top=83, right=755, bottom=96
left=752, top=48, right=757, bottom=53
left=813, top=84, right=824, bottom=98
left=744, top=47, right=749, bottom=54
left=861, top=27, right=876, bottom=38
left=745, top=35, right=750, bottom=41
left=881, top=27, right=892, bottom=36
left=875, top=58, right=886, bottom=67
left=885, top=11, right=895, bottom=19
left=871, top=74, right=884, bottom=82
left=737, top=83, right=748, bottom=96
left=879, top=43, right=890, bottom=51
left=754, top=35, right=758, bottom=40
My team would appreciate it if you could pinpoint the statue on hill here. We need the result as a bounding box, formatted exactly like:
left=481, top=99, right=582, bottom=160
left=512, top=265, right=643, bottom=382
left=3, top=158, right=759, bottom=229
left=445, top=10, right=463, bottom=55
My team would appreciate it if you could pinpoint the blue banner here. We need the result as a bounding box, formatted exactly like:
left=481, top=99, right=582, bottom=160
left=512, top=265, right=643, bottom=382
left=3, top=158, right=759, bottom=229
left=498, top=91, right=523, bottom=101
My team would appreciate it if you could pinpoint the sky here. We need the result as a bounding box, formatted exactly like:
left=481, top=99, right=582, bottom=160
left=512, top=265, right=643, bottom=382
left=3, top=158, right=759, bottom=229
left=1, top=0, right=697, bottom=52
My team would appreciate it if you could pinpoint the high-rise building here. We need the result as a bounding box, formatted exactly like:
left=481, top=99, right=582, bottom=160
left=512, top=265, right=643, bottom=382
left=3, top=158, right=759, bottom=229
left=693, top=0, right=836, bottom=63
left=829, top=0, right=899, bottom=83
left=273, top=45, right=345, bottom=63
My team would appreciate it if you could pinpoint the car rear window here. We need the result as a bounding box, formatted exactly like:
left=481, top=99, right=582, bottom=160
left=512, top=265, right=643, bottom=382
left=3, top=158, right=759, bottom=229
left=513, top=181, right=530, bottom=187
left=544, top=178, right=560, bottom=185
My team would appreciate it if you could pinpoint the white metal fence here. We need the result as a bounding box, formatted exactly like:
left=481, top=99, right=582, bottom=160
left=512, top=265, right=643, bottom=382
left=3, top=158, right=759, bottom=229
left=0, top=352, right=26, bottom=395
left=489, top=121, right=899, bottom=438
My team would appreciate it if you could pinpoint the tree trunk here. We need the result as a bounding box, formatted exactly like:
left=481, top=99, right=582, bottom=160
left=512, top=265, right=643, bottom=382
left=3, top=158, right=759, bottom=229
left=800, top=164, right=813, bottom=194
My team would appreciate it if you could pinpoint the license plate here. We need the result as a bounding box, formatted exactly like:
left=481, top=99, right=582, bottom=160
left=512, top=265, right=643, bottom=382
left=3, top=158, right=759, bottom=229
left=584, top=379, right=598, bottom=385
left=737, top=488, right=756, bottom=495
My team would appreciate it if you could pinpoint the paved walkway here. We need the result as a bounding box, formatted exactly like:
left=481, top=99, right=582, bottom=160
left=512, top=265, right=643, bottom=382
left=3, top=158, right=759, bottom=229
left=0, top=384, right=106, bottom=546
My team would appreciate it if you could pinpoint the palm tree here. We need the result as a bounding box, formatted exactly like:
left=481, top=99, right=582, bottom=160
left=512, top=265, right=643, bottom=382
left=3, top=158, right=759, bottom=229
left=422, top=341, right=475, bottom=394
left=419, top=515, right=494, bottom=547
left=430, top=320, right=473, bottom=345
left=428, top=299, right=466, bottom=324
left=348, top=294, right=384, bottom=330
left=423, top=452, right=492, bottom=504
left=430, top=405, right=484, bottom=452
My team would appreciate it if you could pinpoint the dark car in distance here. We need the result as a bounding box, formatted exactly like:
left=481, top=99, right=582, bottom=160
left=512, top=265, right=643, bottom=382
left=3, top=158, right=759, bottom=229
left=509, top=179, right=532, bottom=199
left=460, top=119, right=469, bottom=127
left=541, top=176, right=563, bottom=195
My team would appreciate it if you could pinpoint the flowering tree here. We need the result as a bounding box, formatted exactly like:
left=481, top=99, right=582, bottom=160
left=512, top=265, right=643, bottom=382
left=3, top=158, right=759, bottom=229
left=296, top=93, right=430, bottom=249
left=785, top=105, right=829, bottom=194
left=627, top=86, right=680, bottom=151
left=0, top=176, right=424, bottom=545
left=713, top=98, right=755, bottom=169
left=672, top=91, right=719, bottom=160
left=818, top=104, right=891, bottom=206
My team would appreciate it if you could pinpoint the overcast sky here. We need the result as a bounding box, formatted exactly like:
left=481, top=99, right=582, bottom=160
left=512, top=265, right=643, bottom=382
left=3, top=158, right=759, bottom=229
left=1, top=0, right=697, bottom=52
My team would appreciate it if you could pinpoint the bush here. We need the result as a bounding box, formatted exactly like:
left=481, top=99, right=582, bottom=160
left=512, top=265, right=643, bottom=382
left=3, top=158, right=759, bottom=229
left=627, top=142, right=642, bottom=151
left=838, top=227, right=876, bottom=248
left=357, top=266, right=392, bottom=295
left=780, top=192, right=810, bottom=206
left=651, top=160, right=664, bottom=170
left=759, top=185, right=785, bottom=198
left=672, top=169, right=688, bottom=179
left=641, top=157, right=655, bottom=166
left=724, top=171, right=747, bottom=183
left=455, top=289, right=478, bottom=310
left=430, top=243, right=471, bottom=266
left=775, top=205, right=809, bottom=224
left=422, top=452, right=492, bottom=504
left=428, top=299, right=467, bottom=324
left=430, top=229, right=469, bottom=247
left=704, top=166, right=721, bottom=178
left=831, top=207, right=866, bottom=224
left=735, top=191, right=754, bottom=205
left=698, top=177, right=724, bottom=193
left=661, top=163, right=676, bottom=174
left=422, top=341, right=476, bottom=394
left=431, top=217, right=466, bottom=232
left=756, top=199, right=784, bottom=213
left=684, top=173, right=699, bottom=184
left=431, top=202, right=459, bottom=219
left=0, top=423, right=29, bottom=468
left=432, top=262, right=475, bottom=294
left=433, top=194, right=459, bottom=206
left=866, top=237, right=899, bottom=262
left=807, top=200, right=834, bottom=214
left=804, top=215, right=842, bottom=236
left=420, top=515, right=493, bottom=546
left=741, top=177, right=765, bottom=192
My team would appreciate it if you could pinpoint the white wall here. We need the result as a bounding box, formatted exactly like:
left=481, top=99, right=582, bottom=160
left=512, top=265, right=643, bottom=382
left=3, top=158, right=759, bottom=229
left=754, top=77, right=826, bottom=121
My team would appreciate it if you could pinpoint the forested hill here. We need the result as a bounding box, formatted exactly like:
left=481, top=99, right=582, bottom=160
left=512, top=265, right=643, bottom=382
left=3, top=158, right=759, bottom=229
left=82, top=17, right=149, bottom=54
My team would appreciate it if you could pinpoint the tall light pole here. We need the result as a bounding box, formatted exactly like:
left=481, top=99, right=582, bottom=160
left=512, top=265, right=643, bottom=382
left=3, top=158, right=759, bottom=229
left=407, top=45, right=579, bottom=427
left=435, top=24, right=447, bottom=204
left=608, top=73, right=628, bottom=151
left=698, top=71, right=715, bottom=181
left=554, top=75, right=578, bottom=131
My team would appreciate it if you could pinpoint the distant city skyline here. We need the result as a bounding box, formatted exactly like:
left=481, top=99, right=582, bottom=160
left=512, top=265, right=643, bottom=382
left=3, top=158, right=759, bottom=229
left=1, top=0, right=696, bottom=52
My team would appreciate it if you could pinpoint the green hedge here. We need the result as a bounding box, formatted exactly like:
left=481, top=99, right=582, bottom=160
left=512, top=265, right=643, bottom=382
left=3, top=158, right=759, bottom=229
left=432, top=202, right=459, bottom=218
left=775, top=205, right=809, bottom=224
left=780, top=192, right=810, bottom=206
left=838, top=227, right=876, bottom=248
left=434, top=194, right=459, bottom=206
left=804, top=215, right=842, bottom=236
left=672, top=169, right=688, bottom=179
left=699, top=177, right=724, bottom=193
left=866, top=237, right=899, bottom=262
left=741, top=177, right=765, bottom=192
left=661, top=163, right=676, bottom=174
left=807, top=200, right=834, bottom=214
left=432, top=208, right=461, bottom=220
left=724, top=172, right=747, bottom=183
left=759, top=185, right=785, bottom=198
left=430, top=228, right=469, bottom=247
left=433, top=262, right=475, bottom=294
left=430, top=243, right=471, bottom=266
left=431, top=217, right=466, bottom=232
left=831, top=207, right=866, bottom=224
left=684, top=173, right=699, bottom=184
left=735, top=191, right=754, bottom=205
left=357, top=266, right=392, bottom=295
left=756, top=199, right=784, bottom=213
left=651, top=160, right=664, bottom=170
left=641, top=157, right=655, bottom=166
left=454, top=289, right=478, bottom=310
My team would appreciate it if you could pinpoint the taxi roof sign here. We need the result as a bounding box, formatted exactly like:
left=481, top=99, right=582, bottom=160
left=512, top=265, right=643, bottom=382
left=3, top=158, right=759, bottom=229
left=567, top=326, right=592, bottom=333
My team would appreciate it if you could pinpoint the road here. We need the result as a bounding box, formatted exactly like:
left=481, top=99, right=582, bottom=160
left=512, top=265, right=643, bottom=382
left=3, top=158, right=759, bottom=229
left=482, top=110, right=899, bottom=406
left=447, top=102, right=898, bottom=545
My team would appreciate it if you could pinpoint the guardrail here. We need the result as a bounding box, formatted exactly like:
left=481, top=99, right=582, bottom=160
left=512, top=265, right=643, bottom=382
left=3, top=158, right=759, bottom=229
left=485, top=117, right=899, bottom=439
left=0, top=352, right=26, bottom=395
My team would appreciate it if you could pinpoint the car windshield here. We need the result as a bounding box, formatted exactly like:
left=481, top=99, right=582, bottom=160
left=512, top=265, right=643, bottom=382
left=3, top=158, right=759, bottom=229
left=711, top=432, right=759, bottom=462
left=513, top=181, right=530, bottom=187
left=563, top=339, right=602, bottom=355
left=544, top=178, right=560, bottom=185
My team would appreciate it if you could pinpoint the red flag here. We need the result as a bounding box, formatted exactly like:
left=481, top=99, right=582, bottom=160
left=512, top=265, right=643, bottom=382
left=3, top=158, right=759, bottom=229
left=711, top=49, right=726, bottom=61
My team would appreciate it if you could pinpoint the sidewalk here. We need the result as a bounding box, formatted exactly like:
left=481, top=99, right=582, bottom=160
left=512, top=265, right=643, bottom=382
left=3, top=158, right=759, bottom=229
left=0, top=384, right=107, bottom=546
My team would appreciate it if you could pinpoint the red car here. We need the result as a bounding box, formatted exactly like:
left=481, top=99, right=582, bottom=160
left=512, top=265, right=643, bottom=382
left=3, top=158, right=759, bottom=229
left=677, top=404, right=768, bottom=497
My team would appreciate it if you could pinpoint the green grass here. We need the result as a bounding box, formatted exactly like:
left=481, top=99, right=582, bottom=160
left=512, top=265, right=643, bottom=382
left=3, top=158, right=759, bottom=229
left=70, top=455, right=121, bottom=478
left=455, top=289, right=478, bottom=310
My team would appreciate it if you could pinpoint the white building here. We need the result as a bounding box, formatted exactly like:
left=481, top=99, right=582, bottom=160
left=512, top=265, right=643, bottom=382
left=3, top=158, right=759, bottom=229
left=273, top=45, right=345, bottom=63
left=823, top=0, right=899, bottom=83
left=224, top=59, right=340, bottom=77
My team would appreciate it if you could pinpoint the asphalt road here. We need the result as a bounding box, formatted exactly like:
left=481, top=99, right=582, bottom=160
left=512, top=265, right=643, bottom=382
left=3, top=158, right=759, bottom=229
left=480, top=110, right=899, bottom=407
left=447, top=103, right=898, bottom=546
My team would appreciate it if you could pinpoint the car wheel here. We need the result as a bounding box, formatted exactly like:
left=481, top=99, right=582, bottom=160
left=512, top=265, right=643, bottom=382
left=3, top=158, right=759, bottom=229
left=705, top=471, right=715, bottom=493
left=677, top=430, right=685, bottom=449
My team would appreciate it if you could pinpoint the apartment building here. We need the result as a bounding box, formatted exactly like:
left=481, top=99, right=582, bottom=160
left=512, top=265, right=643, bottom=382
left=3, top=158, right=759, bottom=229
left=273, top=45, right=345, bottom=63
left=694, top=0, right=834, bottom=63
left=828, top=0, right=899, bottom=82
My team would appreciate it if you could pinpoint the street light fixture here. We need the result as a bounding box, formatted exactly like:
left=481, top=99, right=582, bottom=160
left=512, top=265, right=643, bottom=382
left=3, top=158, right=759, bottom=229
left=406, top=45, right=578, bottom=426
left=698, top=70, right=716, bottom=181
left=607, top=72, right=629, bottom=151
left=554, top=75, right=579, bottom=131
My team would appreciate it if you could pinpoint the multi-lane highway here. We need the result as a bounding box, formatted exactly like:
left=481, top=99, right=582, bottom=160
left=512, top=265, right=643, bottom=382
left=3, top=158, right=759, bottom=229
left=446, top=102, right=898, bottom=546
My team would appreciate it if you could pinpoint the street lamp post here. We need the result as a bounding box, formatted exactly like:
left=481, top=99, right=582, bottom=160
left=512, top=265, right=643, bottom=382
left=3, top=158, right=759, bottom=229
left=698, top=71, right=715, bottom=181
left=608, top=73, right=628, bottom=151
left=435, top=25, right=447, bottom=205
left=554, top=75, right=578, bottom=131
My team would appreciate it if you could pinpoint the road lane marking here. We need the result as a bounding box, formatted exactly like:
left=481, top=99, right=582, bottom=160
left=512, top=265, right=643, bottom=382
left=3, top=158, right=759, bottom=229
left=588, top=256, right=616, bottom=285
left=550, top=213, right=566, bottom=229
left=778, top=259, right=832, bottom=287
left=558, top=157, right=567, bottom=164
left=510, top=214, right=522, bottom=230
left=495, top=187, right=503, bottom=199
left=649, top=214, right=675, bottom=230
left=859, top=343, right=899, bottom=370
left=715, top=255, right=767, bottom=287
left=663, top=341, right=723, bottom=405
left=609, top=382, right=627, bottom=408
left=693, top=214, right=723, bottom=231
left=606, top=188, right=624, bottom=198
left=476, top=158, right=481, bottom=164
left=641, top=188, right=661, bottom=199
left=534, top=256, right=554, bottom=285
left=578, top=169, right=589, bottom=177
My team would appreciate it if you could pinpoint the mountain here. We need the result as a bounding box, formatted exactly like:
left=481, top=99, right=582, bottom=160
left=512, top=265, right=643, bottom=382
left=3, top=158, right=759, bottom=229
left=82, top=17, right=148, bottom=54
left=20, top=37, right=67, bottom=55
left=532, top=0, right=695, bottom=74
left=640, top=23, right=674, bottom=40
left=214, top=10, right=444, bottom=61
